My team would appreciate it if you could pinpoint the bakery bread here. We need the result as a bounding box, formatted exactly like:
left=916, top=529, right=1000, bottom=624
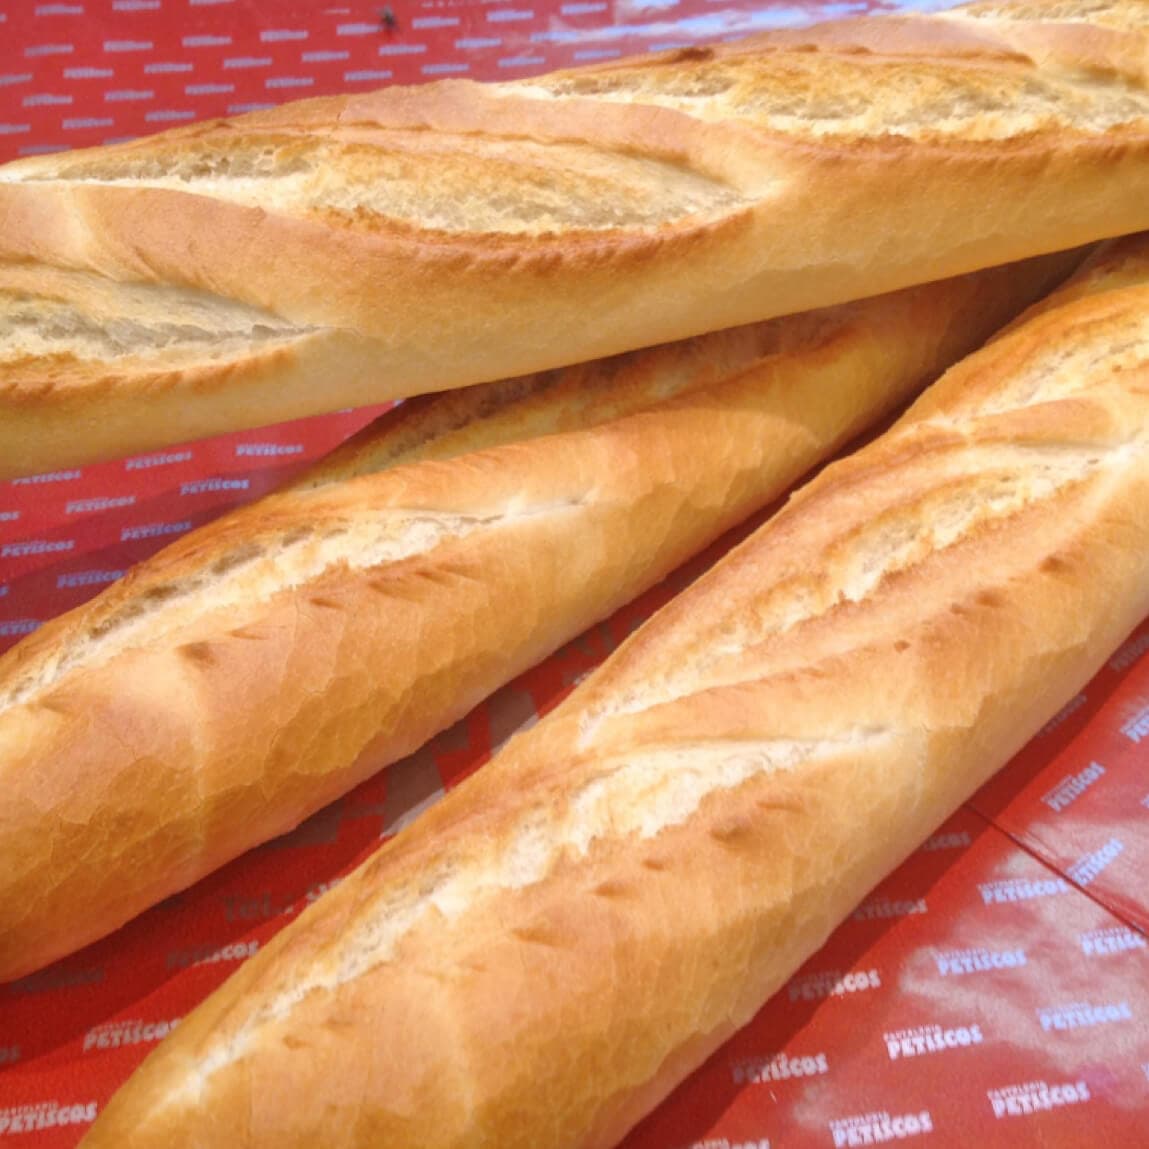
left=79, top=232, right=1149, bottom=1148
left=2, top=0, right=1147, bottom=477
left=0, top=252, right=1072, bottom=982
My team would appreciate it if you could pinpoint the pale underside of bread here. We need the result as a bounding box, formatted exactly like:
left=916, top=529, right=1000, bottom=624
left=0, top=252, right=1074, bottom=983
left=0, top=0, right=1147, bottom=477
left=80, top=233, right=1149, bottom=1148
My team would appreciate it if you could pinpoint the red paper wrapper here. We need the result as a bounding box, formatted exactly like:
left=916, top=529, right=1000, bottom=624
left=1, top=2, right=1147, bottom=1145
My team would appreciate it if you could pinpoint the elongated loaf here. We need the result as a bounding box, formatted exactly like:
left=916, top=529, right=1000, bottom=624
left=0, top=253, right=1072, bottom=983
left=2, top=0, right=1148, bottom=478
left=81, top=233, right=1149, bottom=1148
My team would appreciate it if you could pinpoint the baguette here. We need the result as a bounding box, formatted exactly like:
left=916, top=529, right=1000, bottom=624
left=2, top=0, right=1148, bottom=478
left=0, top=253, right=1073, bottom=983
left=82, top=233, right=1149, bottom=1148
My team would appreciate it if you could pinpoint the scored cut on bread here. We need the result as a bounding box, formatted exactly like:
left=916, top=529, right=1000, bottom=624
left=0, top=250, right=1077, bottom=984
left=80, top=232, right=1149, bottom=1148
left=1, top=0, right=1148, bottom=478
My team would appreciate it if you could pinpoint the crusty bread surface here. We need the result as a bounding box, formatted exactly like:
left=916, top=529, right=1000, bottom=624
left=78, top=233, right=1149, bottom=1148
left=0, top=252, right=1072, bottom=983
left=1, top=0, right=1148, bottom=477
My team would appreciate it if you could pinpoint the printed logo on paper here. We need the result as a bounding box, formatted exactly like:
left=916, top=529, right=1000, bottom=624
left=1037, top=693, right=1087, bottom=737
left=0, top=1102, right=98, bottom=1135
left=166, top=939, right=259, bottom=970
left=919, top=830, right=971, bottom=852
left=934, top=947, right=1026, bottom=977
left=305, top=878, right=342, bottom=905
left=0, top=539, right=74, bottom=558
left=1041, top=761, right=1105, bottom=813
left=65, top=495, right=136, bottom=514
left=987, top=1080, right=1090, bottom=1119
left=180, top=478, right=250, bottom=496
left=829, top=1111, right=933, bottom=1146
left=689, top=1140, right=770, bottom=1149
left=978, top=877, right=1070, bottom=905
left=0, top=620, right=38, bottom=637
left=57, top=570, right=124, bottom=589
left=884, top=1023, right=984, bottom=1060
left=1037, top=1001, right=1132, bottom=1032
left=125, top=450, right=193, bottom=470
left=1079, top=926, right=1146, bottom=957
left=1119, top=703, right=1149, bottom=744
left=216, top=877, right=342, bottom=923
left=731, top=1051, right=829, bottom=1085
left=9, top=470, right=82, bottom=485
left=121, top=520, right=192, bottom=542
left=787, top=968, right=881, bottom=1002
left=852, top=897, right=927, bottom=922
left=235, top=442, right=304, bottom=457
left=1067, top=838, right=1124, bottom=886
left=1109, top=632, right=1149, bottom=672
left=220, top=892, right=296, bottom=923
left=83, top=1018, right=181, bottom=1053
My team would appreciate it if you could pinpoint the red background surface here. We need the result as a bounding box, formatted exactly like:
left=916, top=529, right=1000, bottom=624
left=2, top=1, right=1147, bottom=1145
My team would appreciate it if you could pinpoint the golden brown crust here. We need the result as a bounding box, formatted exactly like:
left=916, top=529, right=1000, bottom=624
left=0, top=252, right=1072, bottom=983
left=1, top=0, right=1147, bottom=477
left=80, top=232, right=1149, bottom=1149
